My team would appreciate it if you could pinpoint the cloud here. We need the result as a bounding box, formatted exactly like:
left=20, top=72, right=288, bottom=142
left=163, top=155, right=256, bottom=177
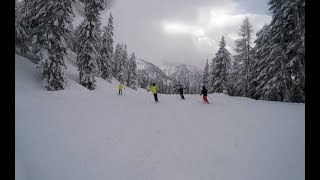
left=99, top=0, right=272, bottom=68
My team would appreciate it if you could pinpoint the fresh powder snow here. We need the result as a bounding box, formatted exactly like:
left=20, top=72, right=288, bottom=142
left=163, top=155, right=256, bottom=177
left=15, top=53, right=304, bottom=180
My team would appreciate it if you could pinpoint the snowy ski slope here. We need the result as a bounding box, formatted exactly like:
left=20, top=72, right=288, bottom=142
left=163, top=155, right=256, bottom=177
left=15, top=54, right=304, bottom=180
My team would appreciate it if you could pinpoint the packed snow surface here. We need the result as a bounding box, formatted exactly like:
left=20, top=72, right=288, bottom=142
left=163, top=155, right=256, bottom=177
left=15, top=54, right=304, bottom=180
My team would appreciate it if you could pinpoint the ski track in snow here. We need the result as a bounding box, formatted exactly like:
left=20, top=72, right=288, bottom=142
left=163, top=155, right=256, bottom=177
left=15, top=54, right=304, bottom=180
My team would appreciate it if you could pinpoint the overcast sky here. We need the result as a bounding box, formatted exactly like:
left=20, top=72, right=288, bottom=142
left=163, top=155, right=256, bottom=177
left=100, top=0, right=272, bottom=68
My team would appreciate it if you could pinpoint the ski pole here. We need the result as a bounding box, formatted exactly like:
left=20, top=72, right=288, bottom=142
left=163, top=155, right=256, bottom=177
left=144, top=89, right=148, bottom=102
left=144, top=93, right=146, bottom=103
left=144, top=91, right=148, bottom=103
left=199, top=95, right=204, bottom=103
left=208, top=95, right=214, bottom=101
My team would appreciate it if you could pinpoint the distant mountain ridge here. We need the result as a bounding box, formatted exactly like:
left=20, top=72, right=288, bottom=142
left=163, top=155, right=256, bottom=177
left=160, top=63, right=203, bottom=93
left=136, top=58, right=203, bottom=94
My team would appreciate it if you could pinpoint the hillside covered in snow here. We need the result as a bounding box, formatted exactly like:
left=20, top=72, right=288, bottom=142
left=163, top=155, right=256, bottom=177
left=15, top=53, right=304, bottom=180
left=159, top=63, right=202, bottom=93
left=136, top=58, right=172, bottom=91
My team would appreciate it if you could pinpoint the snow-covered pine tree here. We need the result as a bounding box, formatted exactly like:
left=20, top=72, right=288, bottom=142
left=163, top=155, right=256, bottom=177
left=77, top=40, right=100, bottom=90
left=281, top=0, right=305, bottom=102
left=248, top=24, right=273, bottom=100
left=258, top=0, right=305, bottom=102
left=117, top=44, right=128, bottom=83
left=76, top=0, right=104, bottom=90
left=94, top=1, right=110, bottom=71
left=209, top=36, right=231, bottom=94
left=246, top=47, right=258, bottom=98
left=21, top=0, right=33, bottom=16
left=289, top=0, right=305, bottom=102
left=257, top=0, right=291, bottom=101
left=226, top=55, right=235, bottom=96
left=64, top=24, right=76, bottom=53
left=73, top=22, right=98, bottom=54
left=19, top=0, right=35, bottom=33
left=73, top=20, right=86, bottom=54
left=131, top=52, right=138, bottom=90
left=24, top=0, right=46, bottom=63
left=95, top=23, right=103, bottom=73
left=112, top=43, right=122, bottom=77
left=208, top=57, right=215, bottom=93
left=202, top=59, right=209, bottom=87
left=232, top=17, right=254, bottom=97
left=15, top=1, right=30, bottom=54
left=126, top=52, right=138, bottom=90
left=27, top=0, right=73, bottom=90
left=100, top=12, right=114, bottom=82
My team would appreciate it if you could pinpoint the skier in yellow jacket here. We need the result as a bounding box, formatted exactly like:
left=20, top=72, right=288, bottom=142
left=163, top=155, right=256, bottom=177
left=148, top=83, right=159, bottom=102
left=118, top=83, right=124, bottom=95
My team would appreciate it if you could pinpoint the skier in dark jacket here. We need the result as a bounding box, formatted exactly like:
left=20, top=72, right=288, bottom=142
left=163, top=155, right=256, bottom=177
left=175, top=84, right=185, bottom=99
left=200, top=86, right=209, bottom=103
